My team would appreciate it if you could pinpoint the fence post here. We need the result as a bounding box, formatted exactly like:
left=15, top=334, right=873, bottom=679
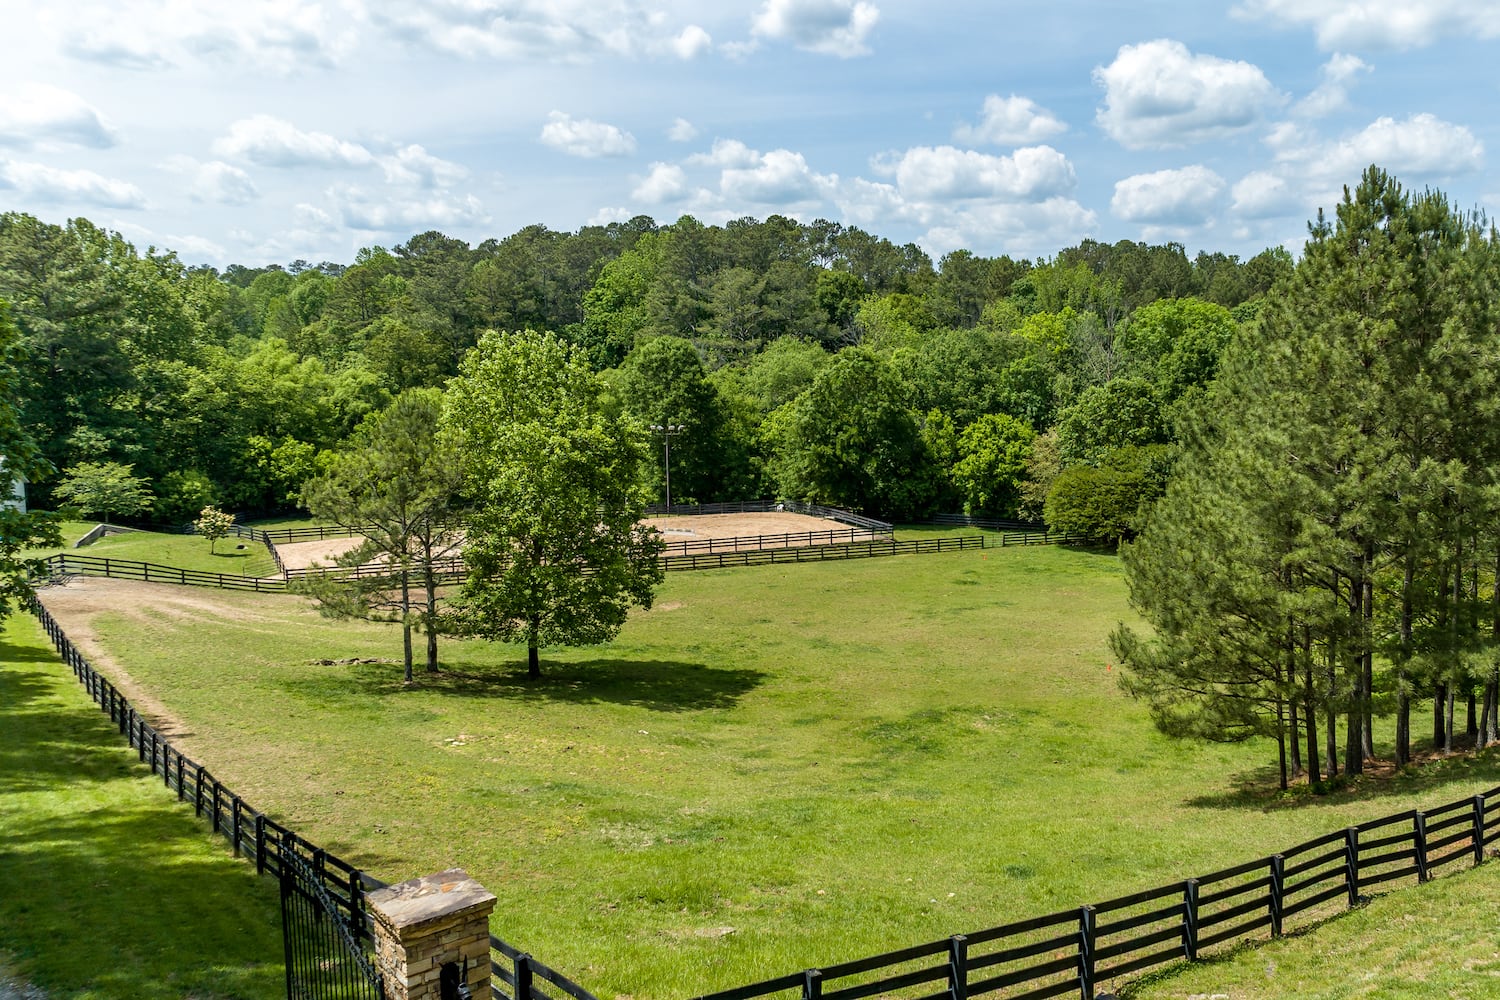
left=1078, top=904, right=1096, bottom=1000
left=175, top=753, right=185, bottom=800
left=1344, top=827, right=1361, bottom=907
left=802, top=969, right=823, bottom=1000
left=231, top=797, right=242, bottom=857
left=1269, top=856, right=1284, bottom=938
left=210, top=781, right=221, bottom=834
left=1181, top=878, right=1199, bottom=961
left=948, top=934, right=968, bottom=1000
left=255, top=814, right=267, bottom=875
left=1414, top=812, right=1429, bottom=883
left=1475, top=794, right=1488, bottom=866
left=194, top=765, right=205, bottom=817
left=516, top=954, right=534, bottom=1000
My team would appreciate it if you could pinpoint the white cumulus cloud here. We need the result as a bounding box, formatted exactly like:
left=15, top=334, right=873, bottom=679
left=539, top=111, right=637, bottom=158
left=1231, top=170, right=1299, bottom=218
left=633, top=162, right=690, bottom=203
left=885, top=145, right=1076, bottom=201
left=164, top=156, right=260, bottom=205
left=689, top=138, right=763, bottom=168
left=1095, top=39, right=1284, bottom=149
left=214, top=115, right=375, bottom=169
left=668, top=118, right=698, bottom=142
left=0, top=158, right=147, bottom=209
left=954, top=95, right=1067, bottom=147
left=332, top=183, right=488, bottom=231
left=379, top=144, right=468, bottom=188
left=1234, top=0, right=1500, bottom=50
left=0, top=84, right=117, bottom=151
left=1296, top=53, right=1370, bottom=118
left=1318, top=113, right=1484, bottom=178
left=720, top=148, right=837, bottom=203
left=751, top=0, right=880, bottom=58
left=673, top=25, right=713, bottom=59
left=1112, top=165, right=1226, bottom=224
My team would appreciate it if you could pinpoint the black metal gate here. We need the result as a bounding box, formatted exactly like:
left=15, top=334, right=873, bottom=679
left=280, top=846, right=385, bottom=1000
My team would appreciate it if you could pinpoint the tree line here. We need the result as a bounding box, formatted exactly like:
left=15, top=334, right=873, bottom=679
left=0, top=209, right=1289, bottom=535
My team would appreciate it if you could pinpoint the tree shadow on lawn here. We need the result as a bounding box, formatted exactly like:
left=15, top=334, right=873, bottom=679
left=292, top=656, right=769, bottom=712
left=0, top=639, right=175, bottom=794
left=1183, top=745, right=1500, bottom=814
left=0, top=809, right=284, bottom=1000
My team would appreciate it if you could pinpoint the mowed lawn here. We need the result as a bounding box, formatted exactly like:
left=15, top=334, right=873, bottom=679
left=24, top=543, right=1500, bottom=999
left=0, top=614, right=284, bottom=1000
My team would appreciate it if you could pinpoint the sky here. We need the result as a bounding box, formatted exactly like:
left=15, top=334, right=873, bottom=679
left=1, top=0, right=1497, bottom=270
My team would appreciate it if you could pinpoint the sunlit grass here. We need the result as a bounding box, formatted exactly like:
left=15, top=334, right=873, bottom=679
left=26, top=521, right=277, bottom=577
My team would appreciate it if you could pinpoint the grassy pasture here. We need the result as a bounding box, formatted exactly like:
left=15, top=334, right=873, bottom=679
left=20, top=542, right=1500, bottom=998
left=28, top=520, right=278, bottom=577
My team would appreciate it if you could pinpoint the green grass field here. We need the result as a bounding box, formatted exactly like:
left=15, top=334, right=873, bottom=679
left=0, top=614, right=284, bottom=999
left=28, top=521, right=278, bottom=577
left=21, top=541, right=1500, bottom=999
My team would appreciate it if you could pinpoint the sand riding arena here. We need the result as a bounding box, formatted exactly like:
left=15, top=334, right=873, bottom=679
left=271, top=507, right=893, bottom=572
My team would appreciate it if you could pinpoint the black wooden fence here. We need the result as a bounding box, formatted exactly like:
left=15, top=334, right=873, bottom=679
left=23, top=592, right=603, bottom=1000
left=37, top=553, right=291, bottom=592
left=688, top=788, right=1498, bottom=1000
left=646, top=500, right=895, bottom=534
left=661, top=535, right=985, bottom=571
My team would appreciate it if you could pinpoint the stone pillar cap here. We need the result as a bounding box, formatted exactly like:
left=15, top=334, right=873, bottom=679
left=367, top=868, right=497, bottom=935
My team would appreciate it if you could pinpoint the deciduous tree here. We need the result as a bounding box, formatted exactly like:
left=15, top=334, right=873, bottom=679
left=442, top=330, right=663, bottom=679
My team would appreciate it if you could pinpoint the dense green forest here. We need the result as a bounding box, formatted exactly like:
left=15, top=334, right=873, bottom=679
left=0, top=209, right=1289, bottom=528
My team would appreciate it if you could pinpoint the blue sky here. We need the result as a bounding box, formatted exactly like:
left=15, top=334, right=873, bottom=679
left=2, top=0, right=1496, bottom=268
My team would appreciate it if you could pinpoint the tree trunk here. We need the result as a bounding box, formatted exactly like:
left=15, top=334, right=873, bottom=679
left=399, top=568, right=414, bottom=683
left=1325, top=652, right=1338, bottom=778
left=1303, top=632, right=1320, bottom=785
left=1361, top=565, right=1375, bottom=762
left=1445, top=685, right=1455, bottom=754
left=528, top=613, right=542, bottom=679
left=1396, top=556, right=1414, bottom=766
left=424, top=559, right=440, bottom=673
left=1276, top=697, right=1288, bottom=791
left=1435, top=684, right=1446, bottom=748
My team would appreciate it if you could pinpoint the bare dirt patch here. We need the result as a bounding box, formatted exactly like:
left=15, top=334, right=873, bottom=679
left=274, top=536, right=367, bottom=571
left=645, top=512, right=883, bottom=553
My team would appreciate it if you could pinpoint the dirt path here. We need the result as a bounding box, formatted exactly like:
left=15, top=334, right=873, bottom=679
left=32, top=576, right=285, bottom=742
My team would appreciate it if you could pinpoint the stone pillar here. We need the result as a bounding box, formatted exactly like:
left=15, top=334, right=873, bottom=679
left=367, top=869, right=497, bottom=1000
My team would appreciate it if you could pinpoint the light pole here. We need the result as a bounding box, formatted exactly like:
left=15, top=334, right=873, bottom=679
left=649, top=423, right=684, bottom=511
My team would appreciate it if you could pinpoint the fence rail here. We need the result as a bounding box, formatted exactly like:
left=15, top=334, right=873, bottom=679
left=926, top=514, right=1047, bottom=532
left=661, top=535, right=985, bottom=571
left=36, top=553, right=290, bottom=592
left=657, top=525, right=891, bottom=556
left=23, top=591, right=601, bottom=1000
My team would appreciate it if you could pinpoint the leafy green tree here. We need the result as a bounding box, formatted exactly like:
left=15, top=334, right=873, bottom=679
left=952, top=414, right=1036, bottom=518
left=194, top=505, right=236, bottom=554
left=442, top=330, right=663, bottom=679
left=766, top=348, right=934, bottom=519
left=53, top=461, right=154, bottom=523
left=1044, top=445, right=1171, bottom=542
left=0, top=300, right=61, bottom=620
left=1053, top=378, right=1167, bottom=467
left=614, top=337, right=755, bottom=503
left=300, top=389, right=465, bottom=680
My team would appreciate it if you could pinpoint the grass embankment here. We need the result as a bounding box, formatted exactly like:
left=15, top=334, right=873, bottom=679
left=0, top=614, right=283, bottom=1000
left=23, top=542, right=1500, bottom=998
left=28, top=521, right=278, bottom=577
left=1125, top=861, right=1500, bottom=998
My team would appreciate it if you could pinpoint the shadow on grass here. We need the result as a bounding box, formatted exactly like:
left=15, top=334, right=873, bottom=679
left=1184, top=745, right=1500, bottom=813
left=285, top=656, right=768, bottom=712
left=0, top=810, right=284, bottom=1000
